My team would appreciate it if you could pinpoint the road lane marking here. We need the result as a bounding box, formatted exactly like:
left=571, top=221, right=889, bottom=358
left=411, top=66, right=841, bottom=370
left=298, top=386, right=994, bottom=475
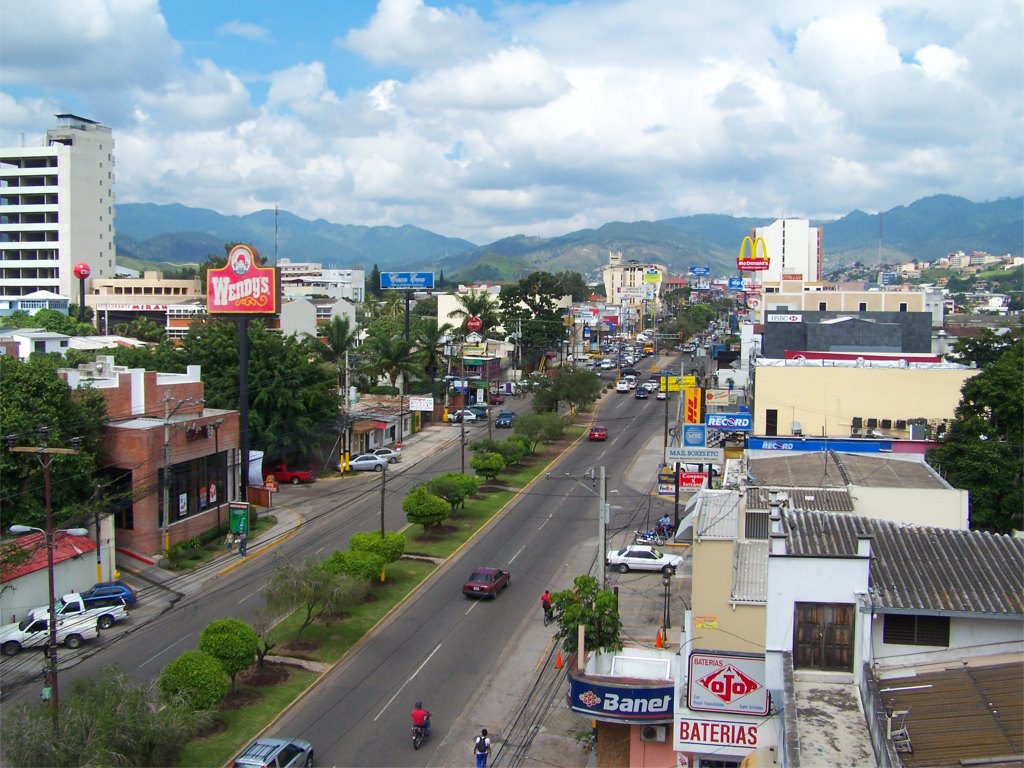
left=538, top=511, right=554, bottom=530
left=374, top=643, right=442, bottom=721
left=508, top=544, right=527, bottom=564
left=139, top=633, right=192, bottom=668
left=239, top=586, right=263, bottom=604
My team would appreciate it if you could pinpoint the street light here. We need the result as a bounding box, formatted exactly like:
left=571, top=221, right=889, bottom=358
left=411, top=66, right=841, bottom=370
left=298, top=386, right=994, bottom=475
left=662, top=572, right=673, bottom=633
left=9, top=523, right=89, bottom=729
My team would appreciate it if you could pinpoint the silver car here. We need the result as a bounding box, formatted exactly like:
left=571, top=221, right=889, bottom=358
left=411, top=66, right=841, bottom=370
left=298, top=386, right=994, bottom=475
left=349, top=453, right=389, bottom=472
left=372, top=448, right=402, bottom=464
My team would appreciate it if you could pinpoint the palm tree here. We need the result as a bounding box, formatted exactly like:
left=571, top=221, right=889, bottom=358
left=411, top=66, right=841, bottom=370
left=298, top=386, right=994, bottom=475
left=317, top=315, right=359, bottom=392
left=359, top=333, right=424, bottom=446
left=415, top=320, right=455, bottom=382
left=448, top=290, right=501, bottom=335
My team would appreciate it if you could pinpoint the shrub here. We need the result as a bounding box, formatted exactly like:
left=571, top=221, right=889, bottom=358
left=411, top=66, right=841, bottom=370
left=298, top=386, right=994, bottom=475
left=470, top=451, right=505, bottom=482
left=322, top=549, right=386, bottom=582
left=159, top=650, right=228, bottom=711
left=403, top=483, right=449, bottom=531
left=199, top=618, right=259, bottom=692
left=264, top=559, right=369, bottom=640
left=349, top=530, right=406, bottom=563
left=427, top=473, right=480, bottom=515
left=496, top=438, right=526, bottom=467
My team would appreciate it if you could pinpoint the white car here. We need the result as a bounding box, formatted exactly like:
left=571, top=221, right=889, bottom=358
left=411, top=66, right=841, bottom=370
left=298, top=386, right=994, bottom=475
left=642, top=381, right=658, bottom=392
left=600, top=359, right=614, bottom=369
left=372, top=447, right=402, bottom=464
left=615, top=380, right=631, bottom=393
left=449, top=410, right=479, bottom=422
left=606, top=545, right=683, bottom=574
left=656, top=390, right=668, bottom=400
left=349, top=453, right=389, bottom=472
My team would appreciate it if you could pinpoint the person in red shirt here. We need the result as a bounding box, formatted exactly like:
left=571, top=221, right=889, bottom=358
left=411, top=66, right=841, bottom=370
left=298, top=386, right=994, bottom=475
left=411, top=701, right=431, bottom=735
left=540, top=590, right=553, bottom=622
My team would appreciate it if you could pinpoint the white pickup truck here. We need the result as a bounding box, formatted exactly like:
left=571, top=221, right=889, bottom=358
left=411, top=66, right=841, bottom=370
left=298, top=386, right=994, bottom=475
left=29, top=592, right=128, bottom=630
left=0, top=614, right=100, bottom=656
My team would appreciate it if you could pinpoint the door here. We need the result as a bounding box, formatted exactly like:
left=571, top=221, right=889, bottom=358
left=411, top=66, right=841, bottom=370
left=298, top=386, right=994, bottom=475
left=793, top=602, right=854, bottom=671
left=765, top=409, right=778, bottom=437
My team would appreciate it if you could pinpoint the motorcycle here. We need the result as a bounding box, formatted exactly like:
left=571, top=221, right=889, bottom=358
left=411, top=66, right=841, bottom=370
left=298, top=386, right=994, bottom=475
left=634, top=529, right=665, bottom=546
left=412, top=721, right=430, bottom=750
left=542, top=603, right=554, bottom=626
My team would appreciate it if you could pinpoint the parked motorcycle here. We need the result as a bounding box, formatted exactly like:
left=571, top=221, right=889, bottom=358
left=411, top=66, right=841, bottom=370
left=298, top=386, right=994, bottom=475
left=634, top=529, right=665, bottom=546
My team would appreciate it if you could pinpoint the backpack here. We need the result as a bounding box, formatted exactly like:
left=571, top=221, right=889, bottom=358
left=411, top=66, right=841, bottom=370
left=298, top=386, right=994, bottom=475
left=476, top=736, right=488, bottom=753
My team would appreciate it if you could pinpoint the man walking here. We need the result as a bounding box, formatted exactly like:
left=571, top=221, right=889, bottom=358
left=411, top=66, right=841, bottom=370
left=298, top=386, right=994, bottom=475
left=473, top=728, right=491, bottom=768
left=238, top=531, right=248, bottom=557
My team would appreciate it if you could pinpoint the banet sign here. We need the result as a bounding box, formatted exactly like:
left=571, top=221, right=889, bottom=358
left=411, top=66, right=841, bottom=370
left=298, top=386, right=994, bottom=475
left=569, top=678, right=674, bottom=722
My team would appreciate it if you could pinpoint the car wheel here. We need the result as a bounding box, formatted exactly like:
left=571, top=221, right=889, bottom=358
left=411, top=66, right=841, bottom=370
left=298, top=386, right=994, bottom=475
left=389, top=457, right=397, bottom=464
left=618, top=563, right=629, bottom=573
left=305, top=751, right=315, bottom=766
left=2, top=641, right=21, bottom=656
left=374, top=464, right=383, bottom=472
left=64, top=634, right=83, bottom=649
left=97, top=614, right=114, bottom=630
left=291, top=477, right=301, bottom=485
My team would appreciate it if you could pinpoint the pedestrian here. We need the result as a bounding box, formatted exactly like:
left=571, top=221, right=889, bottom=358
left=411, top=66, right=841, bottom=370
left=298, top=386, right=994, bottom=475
left=224, top=531, right=234, bottom=552
left=473, top=728, right=492, bottom=768
left=238, top=531, right=247, bottom=557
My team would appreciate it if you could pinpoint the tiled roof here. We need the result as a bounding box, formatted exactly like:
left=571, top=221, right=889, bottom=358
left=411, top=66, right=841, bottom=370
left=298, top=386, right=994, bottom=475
left=748, top=452, right=948, bottom=490
left=747, top=486, right=854, bottom=512
left=1, top=532, right=98, bottom=582
left=781, top=509, right=1024, bottom=616
left=732, top=540, right=769, bottom=602
left=694, top=490, right=741, bottom=540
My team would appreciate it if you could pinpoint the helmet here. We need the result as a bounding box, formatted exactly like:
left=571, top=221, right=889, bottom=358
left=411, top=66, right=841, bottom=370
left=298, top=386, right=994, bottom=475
left=415, top=701, right=423, bottom=709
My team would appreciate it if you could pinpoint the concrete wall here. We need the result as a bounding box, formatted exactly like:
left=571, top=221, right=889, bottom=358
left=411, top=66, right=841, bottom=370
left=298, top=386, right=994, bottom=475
left=752, top=364, right=978, bottom=437
left=852, top=485, right=969, bottom=529
left=691, top=538, right=767, bottom=653
left=0, top=558, right=98, bottom=625
left=761, top=312, right=933, bottom=358
left=870, top=614, right=1023, bottom=669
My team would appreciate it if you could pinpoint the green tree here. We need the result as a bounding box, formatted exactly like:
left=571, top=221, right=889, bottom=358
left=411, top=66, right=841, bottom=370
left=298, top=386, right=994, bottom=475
left=551, top=574, right=623, bottom=654
left=349, top=530, right=406, bottom=563
left=368, top=264, right=382, bottom=298
left=495, top=437, right=527, bottom=467
left=199, top=618, right=259, bottom=693
left=321, top=549, right=386, bottom=582
left=112, top=315, right=166, bottom=342
left=447, top=289, right=501, bottom=335
left=159, top=650, right=228, bottom=711
left=555, top=270, right=589, bottom=302
left=514, top=411, right=567, bottom=452
left=29, top=307, right=95, bottom=336
left=944, top=327, right=1019, bottom=368
left=500, top=272, right=566, bottom=371
left=0, top=355, right=108, bottom=530
left=3, top=666, right=207, bottom=768
left=247, top=606, right=279, bottom=668
left=403, top=484, right=449, bottom=532
left=470, top=451, right=505, bottom=482
left=533, top=366, right=603, bottom=413
left=427, top=473, right=480, bottom=516
left=264, top=558, right=367, bottom=640
left=313, top=315, right=359, bottom=394
left=359, top=333, right=422, bottom=393
left=927, top=336, right=1023, bottom=532
left=414, top=319, right=455, bottom=385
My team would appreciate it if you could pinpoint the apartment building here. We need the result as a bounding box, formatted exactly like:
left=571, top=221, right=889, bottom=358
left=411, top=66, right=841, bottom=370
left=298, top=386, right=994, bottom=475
left=0, top=114, right=117, bottom=300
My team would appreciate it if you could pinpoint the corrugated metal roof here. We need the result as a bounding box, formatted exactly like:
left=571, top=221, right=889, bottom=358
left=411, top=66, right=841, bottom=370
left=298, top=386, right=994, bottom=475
left=748, top=451, right=947, bottom=490
left=782, top=509, right=1024, bottom=616
left=694, top=490, right=741, bottom=540
left=732, top=540, right=769, bottom=602
left=747, top=486, right=854, bottom=512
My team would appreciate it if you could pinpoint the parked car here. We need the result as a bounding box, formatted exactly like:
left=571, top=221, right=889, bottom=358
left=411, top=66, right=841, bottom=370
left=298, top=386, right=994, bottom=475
left=80, top=580, right=137, bottom=609
left=234, top=737, right=314, bottom=768
left=372, top=447, right=402, bottom=464
left=589, top=425, right=609, bottom=441
left=462, top=567, right=511, bottom=599
left=487, top=391, right=506, bottom=405
left=467, top=404, right=490, bottom=417
left=30, top=592, right=128, bottom=630
left=495, top=410, right=516, bottom=428
left=349, top=453, right=389, bottom=472
left=0, top=614, right=99, bottom=656
left=606, top=545, right=683, bottom=574
left=449, top=410, right=479, bottom=423
left=263, top=463, right=315, bottom=485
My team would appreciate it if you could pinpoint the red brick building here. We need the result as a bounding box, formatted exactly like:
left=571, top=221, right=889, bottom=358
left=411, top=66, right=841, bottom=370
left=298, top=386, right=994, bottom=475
left=60, top=355, right=240, bottom=560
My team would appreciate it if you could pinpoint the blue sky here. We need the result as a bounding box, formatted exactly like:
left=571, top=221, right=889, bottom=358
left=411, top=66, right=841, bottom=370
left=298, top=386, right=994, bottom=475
left=1, top=0, right=1021, bottom=244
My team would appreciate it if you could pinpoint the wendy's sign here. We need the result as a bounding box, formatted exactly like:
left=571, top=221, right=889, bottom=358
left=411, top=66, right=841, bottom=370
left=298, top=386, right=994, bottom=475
left=207, top=244, right=280, bottom=314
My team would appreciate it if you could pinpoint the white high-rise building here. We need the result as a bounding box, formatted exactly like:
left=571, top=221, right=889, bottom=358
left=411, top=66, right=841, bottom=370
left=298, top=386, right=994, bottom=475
left=0, top=114, right=117, bottom=300
left=749, top=218, right=823, bottom=285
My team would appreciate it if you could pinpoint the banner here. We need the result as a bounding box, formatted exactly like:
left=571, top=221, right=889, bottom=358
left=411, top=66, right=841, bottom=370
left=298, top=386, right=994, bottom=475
left=736, top=236, right=770, bottom=272
left=684, top=387, right=703, bottom=424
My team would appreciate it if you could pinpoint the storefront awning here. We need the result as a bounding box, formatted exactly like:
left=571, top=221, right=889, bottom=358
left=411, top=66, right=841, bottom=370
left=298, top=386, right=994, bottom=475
left=352, top=421, right=376, bottom=434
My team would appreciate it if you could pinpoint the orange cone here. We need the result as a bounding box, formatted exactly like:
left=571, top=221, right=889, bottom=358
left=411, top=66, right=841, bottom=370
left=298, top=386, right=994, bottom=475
left=555, top=651, right=563, bottom=669
left=655, top=629, right=664, bottom=648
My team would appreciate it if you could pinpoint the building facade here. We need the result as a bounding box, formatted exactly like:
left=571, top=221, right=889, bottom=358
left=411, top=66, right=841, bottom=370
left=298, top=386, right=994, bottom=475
left=0, top=114, right=117, bottom=300
left=748, top=219, right=823, bottom=286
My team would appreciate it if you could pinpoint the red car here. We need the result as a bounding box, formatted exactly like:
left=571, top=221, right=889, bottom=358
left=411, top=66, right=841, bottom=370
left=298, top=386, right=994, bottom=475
left=589, top=425, right=608, bottom=441
left=264, top=463, right=315, bottom=485
left=462, top=567, right=511, bottom=599
left=487, top=392, right=506, bottom=404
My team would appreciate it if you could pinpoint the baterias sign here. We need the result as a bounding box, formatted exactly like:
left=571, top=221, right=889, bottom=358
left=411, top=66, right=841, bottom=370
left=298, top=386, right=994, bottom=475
left=207, top=244, right=280, bottom=314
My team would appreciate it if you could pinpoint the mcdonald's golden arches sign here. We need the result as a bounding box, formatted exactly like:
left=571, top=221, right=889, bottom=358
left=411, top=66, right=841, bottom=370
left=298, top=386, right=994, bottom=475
left=737, top=236, right=770, bottom=272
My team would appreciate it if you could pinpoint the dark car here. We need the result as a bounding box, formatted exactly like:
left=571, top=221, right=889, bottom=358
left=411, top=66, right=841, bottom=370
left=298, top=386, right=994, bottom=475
left=620, top=367, right=641, bottom=378
left=589, top=425, right=608, bottom=441
left=634, top=387, right=649, bottom=399
left=234, top=737, right=314, bottom=768
left=495, top=410, right=515, bottom=428
left=80, top=581, right=137, bottom=609
left=463, top=567, right=511, bottom=598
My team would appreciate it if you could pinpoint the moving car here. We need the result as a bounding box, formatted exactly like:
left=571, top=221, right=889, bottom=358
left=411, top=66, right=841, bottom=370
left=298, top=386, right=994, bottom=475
left=462, top=567, right=511, bottom=598
left=349, top=453, right=389, bottom=472
left=589, top=425, right=608, bottom=441
left=448, top=410, right=479, bottom=423
left=606, top=545, right=683, bottom=574
left=494, top=410, right=516, bottom=428
left=615, top=380, right=630, bottom=393
left=80, top=580, right=137, bottom=609
left=656, top=390, right=668, bottom=400
left=634, top=387, right=649, bottom=399
left=234, top=737, right=314, bottom=768
left=372, top=447, right=402, bottom=464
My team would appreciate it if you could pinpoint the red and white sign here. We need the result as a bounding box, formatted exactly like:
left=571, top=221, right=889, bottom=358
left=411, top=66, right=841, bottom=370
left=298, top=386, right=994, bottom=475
left=676, top=717, right=762, bottom=751
left=687, top=652, right=769, bottom=715
left=466, top=315, right=483, bottom=332
left=766, top=313, right=802, bottom=323
left=207, top=244, right=280, bottom=314
left=678, top=472, right=707, bottom=489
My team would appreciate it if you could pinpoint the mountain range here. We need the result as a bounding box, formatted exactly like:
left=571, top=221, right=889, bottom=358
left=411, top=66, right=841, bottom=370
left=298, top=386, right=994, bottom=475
left=114, top=195, right=1023, bottom=282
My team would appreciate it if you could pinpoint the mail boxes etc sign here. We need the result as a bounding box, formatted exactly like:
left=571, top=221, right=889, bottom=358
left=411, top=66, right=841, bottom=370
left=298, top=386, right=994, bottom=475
left=569, top=679, right=673, bottom=722
left=207, top=244, right=280, bottom=315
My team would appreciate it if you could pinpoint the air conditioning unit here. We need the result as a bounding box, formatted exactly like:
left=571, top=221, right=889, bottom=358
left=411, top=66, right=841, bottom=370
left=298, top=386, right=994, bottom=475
left=641, top=725, right=667, bottom=743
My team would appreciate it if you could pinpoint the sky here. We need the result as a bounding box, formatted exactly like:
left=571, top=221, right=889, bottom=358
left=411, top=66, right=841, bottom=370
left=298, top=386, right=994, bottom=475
left=1, top=0, right=1021, bottom=244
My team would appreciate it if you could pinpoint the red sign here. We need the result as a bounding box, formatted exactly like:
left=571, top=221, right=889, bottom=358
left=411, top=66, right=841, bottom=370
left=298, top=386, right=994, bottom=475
left=466, top=315, right=483, bottom=332
left=697, top=665, right=761, bottom=704
left=207, top=244, right=280, bottom=314
left=678, top=472, right=707, bottom=489
left=736, top=236, right=770, bottom=272
left=73, top=262, right=91, bottom=280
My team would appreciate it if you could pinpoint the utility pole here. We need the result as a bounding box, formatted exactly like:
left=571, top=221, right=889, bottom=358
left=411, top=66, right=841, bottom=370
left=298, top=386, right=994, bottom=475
left=460, top=342, right=467, bottom=474
left=599, top=466, right=607, bottom=590
left=379, top=466, right=387, bottom=538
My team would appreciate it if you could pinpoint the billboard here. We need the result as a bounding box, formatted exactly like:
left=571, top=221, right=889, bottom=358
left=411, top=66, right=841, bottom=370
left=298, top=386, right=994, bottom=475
left=736, top=236, right=770, bottom=272
left=687, top=652, right=769, bottom=715
left=569, top=678, right=673, bottom=722
left=207, top=244, right=280, bottom=315
left=705, top=413, right=753, bottom=431
left=684, top=387, right=703, bottom=424
left=380, top=272, right=435, bottom=290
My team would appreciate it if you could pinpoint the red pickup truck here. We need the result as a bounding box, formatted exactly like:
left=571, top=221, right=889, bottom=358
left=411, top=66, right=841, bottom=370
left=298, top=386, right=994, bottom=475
left=264, top=463, right=315, bottom=485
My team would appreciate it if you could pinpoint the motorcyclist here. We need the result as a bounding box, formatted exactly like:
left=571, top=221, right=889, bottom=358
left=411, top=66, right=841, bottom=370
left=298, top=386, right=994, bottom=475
left=657, top=514, right=673, bottom=538
left=411, top=701, right=431, bottom=735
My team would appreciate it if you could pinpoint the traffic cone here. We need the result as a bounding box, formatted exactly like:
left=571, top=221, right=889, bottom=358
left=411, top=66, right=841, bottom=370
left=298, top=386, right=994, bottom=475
left=655, top=629, right=664, bottom=649
left=555, top=651, right=563, bottom=669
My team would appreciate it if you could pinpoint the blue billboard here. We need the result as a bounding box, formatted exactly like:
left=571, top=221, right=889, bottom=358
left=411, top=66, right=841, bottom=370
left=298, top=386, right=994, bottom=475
left=568, top=677, right=674, bottom=722
left=728, top=277, right=745, bottom=290
left=380, top=272, right=435, bottom=290
left=706, top=412, right=753, bottom=431
left=689, top=266, right=711, bottom=276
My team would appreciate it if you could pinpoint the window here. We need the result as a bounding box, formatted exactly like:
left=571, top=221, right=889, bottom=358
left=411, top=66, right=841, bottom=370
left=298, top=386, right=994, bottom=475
left=899, top=303, right=907, bottom=312
left=818, top=302, right=827, bottom=311
left=882, top=614, right=950, bottom=646
left=859, top=302, right=867, bottom=311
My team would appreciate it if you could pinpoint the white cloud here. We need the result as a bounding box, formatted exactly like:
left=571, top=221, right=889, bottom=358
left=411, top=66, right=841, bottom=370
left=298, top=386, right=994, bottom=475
left=217, top=20, right=272, bottom=42
left=914, top=44, right=968, bottom=82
